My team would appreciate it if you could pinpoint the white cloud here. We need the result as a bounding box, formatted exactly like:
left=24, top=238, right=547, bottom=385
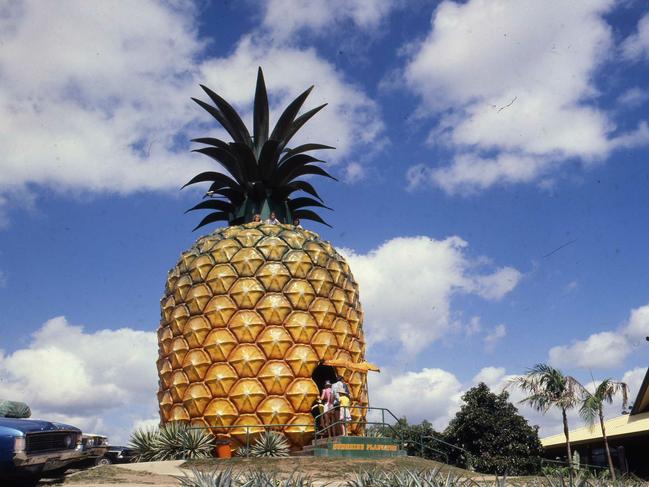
left=623, top=304, right=649, bottom=340
left=473, top=267, right=521, bottom=301
left=622, top=13, right=649, bottom=61
left=368, top=367, right=463, bottom=429
left=341, top=236, right=521, bottom=356
left=617, top=87, right=649, bottom=108
left=548, top=303, right=649, bottom=370
left=484, top=324, right=507, bottom=352
left=343, top=162, right=366, bottom=184
left=472, top=366, right=506, bottom=388
left=549, top=331, right=629, bottom=369
left=402, top=0, right=649, bottom=193
left=260, top=0, right=397, bottom=41
left=0, top=0, right=206, bottom=195
left=0, top=316, right=158, bottom=444
left=0, top=1, right=384, bottom=215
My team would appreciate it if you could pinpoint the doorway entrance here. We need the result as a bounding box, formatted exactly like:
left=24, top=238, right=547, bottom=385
left=311, top=363, right=337, bottom=392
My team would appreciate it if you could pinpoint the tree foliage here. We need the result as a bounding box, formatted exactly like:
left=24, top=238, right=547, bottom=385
left=444, top=383, right=543, bottom=475
left=368, top=418, right=449, bottom=462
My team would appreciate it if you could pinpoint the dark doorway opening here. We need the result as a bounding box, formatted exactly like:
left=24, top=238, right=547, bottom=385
left=312, top=363, right=337, bottom=392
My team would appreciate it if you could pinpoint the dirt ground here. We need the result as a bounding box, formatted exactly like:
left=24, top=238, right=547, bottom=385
left=38, top=465, right=179, bottom=486
left=36, top=456, right=480, bottom=486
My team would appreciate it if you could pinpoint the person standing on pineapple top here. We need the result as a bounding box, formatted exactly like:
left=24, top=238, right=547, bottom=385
left=266, top=211, right=280, bottom=224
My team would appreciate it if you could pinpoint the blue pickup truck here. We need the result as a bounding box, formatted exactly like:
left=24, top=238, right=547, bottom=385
left=0, top=416, right=85, bottom=484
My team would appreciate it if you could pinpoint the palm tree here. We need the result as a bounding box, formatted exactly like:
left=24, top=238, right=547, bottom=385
left=580, top=379, right=628, bottom=480
left=511, top=364, right=585, bottom=473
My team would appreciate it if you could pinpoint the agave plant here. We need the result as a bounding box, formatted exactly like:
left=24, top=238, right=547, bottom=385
left=153, top=421, right=186, bottom=460
left=129, top=426, right=160, bottom=462
left=185, top=67, right=336, bottom=229
left=129, top=422, right=214, bottom=462
left=276, top=471, right=316, bottom=487
left=179, top=426, right=217, bottom=459
left=235, top=445, right=252, bottom=458
left=176, top=467, right=240, bottom=487
left=249, top=431, right=290, bottom=458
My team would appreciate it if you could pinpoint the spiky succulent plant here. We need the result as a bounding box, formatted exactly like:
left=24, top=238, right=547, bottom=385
left=129, top=423, right=214, bottom=462
left=249, top=430, right=291, bottom=457
left=184, top=68, right=336, bottom=230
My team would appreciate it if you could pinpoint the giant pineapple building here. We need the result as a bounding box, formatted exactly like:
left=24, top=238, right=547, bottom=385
left=156, top=69, right=369, bottom=448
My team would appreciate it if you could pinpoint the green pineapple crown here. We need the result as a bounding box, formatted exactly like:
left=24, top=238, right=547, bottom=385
left=184, top=67, right=336, bottom=230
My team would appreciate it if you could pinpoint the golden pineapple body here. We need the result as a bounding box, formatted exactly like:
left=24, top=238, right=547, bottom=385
left=157, top=223, right=367, bottom=448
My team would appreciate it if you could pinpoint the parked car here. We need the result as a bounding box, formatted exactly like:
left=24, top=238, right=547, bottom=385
left=62, top=433, right=109, bottom=471
left=0, top=417, right=84, bottom=484
left=96, top=445, right=135, bottom=465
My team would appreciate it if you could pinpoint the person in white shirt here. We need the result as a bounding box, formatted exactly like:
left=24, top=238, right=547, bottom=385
left=266, top=211, right=280, bottom=224
left=331, top=375, right=349, bottom=436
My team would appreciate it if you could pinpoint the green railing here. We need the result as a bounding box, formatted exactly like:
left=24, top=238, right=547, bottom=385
left=314, top=405, right=470, bottom=463
left=314, top=404, right=399, bottom=439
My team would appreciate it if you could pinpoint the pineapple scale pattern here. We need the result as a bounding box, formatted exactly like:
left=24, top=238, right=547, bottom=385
left=157, top=223, right=368, bottom=448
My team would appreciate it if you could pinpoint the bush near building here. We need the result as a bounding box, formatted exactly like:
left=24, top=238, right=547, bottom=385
left=444, top=382, right=543, bottom=475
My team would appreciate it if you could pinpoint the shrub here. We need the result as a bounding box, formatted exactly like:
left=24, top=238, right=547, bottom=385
left=249, top=430, right=290, bottom=458
left=129, top=422, right=214, bottom=461
left=444, top=383, right=543, bottom=475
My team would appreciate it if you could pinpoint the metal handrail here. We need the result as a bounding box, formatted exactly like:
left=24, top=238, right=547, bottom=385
left=314, top=405, right=402, bottom=440
left=313, top=405, right=470, bottom=464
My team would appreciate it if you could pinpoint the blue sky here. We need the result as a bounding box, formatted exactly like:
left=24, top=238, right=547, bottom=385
left=1, top=0, right=649, bottom=443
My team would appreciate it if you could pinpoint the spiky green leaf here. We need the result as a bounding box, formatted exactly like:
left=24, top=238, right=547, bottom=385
left=253, top=67, right=269, bottom=154
left=288, top=196, right=331, bottom=211
left=281, top=143, right=335, bottom=163
left=272, top=154, right=321, bottom=186
left=182, top=171, right=240, bottom=190
left=269, top=86, right=313, bottom=145
left=200, top=85, right=252, bottom=147
left=192, top=147, right=246, bottom=184
left=293, top=209, right=331, bottom=227
left=193, top=211, right=230, bottom=231
left=185, top=199, right=235, bottom=214
left=280, top=103, right=327, bottom=149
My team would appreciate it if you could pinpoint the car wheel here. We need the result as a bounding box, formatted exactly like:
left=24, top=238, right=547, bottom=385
left=96, top=456, right=113, bottom=466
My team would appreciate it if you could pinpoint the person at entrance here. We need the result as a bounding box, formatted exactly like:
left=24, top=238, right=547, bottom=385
left=339, top=392, right=352, bottom=436
left=320, top=381, right=335, bottom=437
left=331, top=375, right=349, bottom=435
left=311, top=399, right=325, bottom=430
left=332, top=375, right=348, bottom=401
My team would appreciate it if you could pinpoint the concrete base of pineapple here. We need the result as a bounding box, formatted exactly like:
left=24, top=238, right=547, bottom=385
left=298, top=436, right=406, bottom=458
